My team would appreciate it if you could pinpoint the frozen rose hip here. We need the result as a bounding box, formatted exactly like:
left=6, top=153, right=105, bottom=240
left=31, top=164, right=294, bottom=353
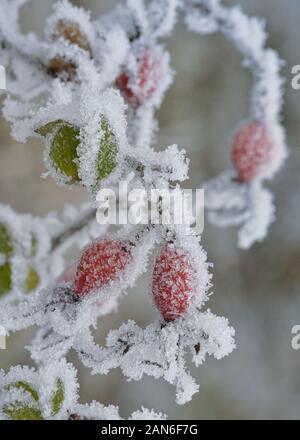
left=73, top=240, right=132, bottom=298
left=116, top=45, right=168, bottom=105
left=152, top=244, right=197, bottom=322
left=231, top=121, right=273, bottom=182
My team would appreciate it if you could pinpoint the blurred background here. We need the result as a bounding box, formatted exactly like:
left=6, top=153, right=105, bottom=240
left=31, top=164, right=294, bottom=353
left=1, top=0, right=300, bottom=420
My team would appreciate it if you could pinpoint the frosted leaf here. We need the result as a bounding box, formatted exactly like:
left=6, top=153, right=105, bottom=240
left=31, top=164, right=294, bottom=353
left=0, top=360, right=78, bottom=420
left=77, top=88, right=130, bottom=190
left=0, top=360, right=164, bottom=420
left=0, top=203, right=51, bottom=301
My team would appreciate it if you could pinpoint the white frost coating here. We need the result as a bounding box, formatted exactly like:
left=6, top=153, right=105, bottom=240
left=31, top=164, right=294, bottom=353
left=129, top=407, right=167, bottom=420
left=75, top=308, right=235, bottom=405
left=204, top=171, right=276, bottom=249
left=127, top=0, right=179, bottom=38
left=0, top=0, right=286, bottom=420
left=237, top=183, right=275, bottom=250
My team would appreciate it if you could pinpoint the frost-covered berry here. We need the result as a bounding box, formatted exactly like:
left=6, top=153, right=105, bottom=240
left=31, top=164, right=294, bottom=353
left=231, top=121, right=273, bottom=182
left=116, top=45, right=169, bottom=105
left=52, top=20, right=91, bottom=53
left=73, top=240, right=132, bottom=298
left=48, top=20, right=92, bottom=79
left=36, top=118, right=118, bottom=185
left=152, top=243, right=197, bottom=322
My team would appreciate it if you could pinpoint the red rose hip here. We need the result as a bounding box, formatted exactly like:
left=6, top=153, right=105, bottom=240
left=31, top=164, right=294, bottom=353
left=116, top=45, right=168, bottom=105
left=231, top=121, right=273, bottom=182
left=152, top=244, right=197, bottom=322
left=73, top=240, right=132, bottom=298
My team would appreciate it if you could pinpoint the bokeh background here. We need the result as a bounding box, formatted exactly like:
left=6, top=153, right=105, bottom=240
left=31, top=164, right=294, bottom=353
left=1, top=0, right=300, bottom=420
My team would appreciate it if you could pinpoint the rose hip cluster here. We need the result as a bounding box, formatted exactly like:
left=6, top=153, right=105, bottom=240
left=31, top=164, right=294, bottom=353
left=68, top=238, right=198, bottom=323
left=46, top=17, right=168, bottom=107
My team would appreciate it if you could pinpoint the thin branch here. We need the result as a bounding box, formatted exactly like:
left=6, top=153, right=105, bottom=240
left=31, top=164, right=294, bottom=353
left=50, top=207, right=96, bottom=253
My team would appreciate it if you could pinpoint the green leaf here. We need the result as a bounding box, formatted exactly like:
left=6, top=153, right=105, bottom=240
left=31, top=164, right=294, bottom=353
left=34, top=119, right=65, bottom=137
left=0, top=263, right=12, bottom=297
left=49, top=124, right=80, bottom=181
left=3, top=402, right=43, bottom=420
left=51, top=378, right=65, bottom=416
left=24, top=267, right=40, bottom=293
left=6, top=381, right=39, bottom=401
left=97, top=118, right=118, bottom=181
left=0, top=223, right=13, bottom=257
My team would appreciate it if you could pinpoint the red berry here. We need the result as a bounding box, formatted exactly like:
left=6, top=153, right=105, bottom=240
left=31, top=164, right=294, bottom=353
left=116, top=46, right=166, bottom=105
left=116, top=72, right=137, bottom=105
left=73, top=240, right=132, bottom=298
left=231, top=121, right=273, bottom=182
left=152, top=244, right=197, bottom=322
